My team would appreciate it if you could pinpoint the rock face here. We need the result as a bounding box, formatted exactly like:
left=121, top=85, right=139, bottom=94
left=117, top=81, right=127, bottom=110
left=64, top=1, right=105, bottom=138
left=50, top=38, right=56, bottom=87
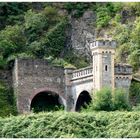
left=67, top=10, right=96, bottom=62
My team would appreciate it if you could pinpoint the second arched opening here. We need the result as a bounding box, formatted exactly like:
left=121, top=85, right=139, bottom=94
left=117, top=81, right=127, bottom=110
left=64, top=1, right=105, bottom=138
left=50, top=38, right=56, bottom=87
left=75, top=91, right=92, bottom=112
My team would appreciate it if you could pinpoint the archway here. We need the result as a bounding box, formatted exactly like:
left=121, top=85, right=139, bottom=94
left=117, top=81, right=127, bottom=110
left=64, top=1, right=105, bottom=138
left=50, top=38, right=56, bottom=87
left=75, top=91, right=92, bottom=111
left=30, top=91, right=63, bottom=112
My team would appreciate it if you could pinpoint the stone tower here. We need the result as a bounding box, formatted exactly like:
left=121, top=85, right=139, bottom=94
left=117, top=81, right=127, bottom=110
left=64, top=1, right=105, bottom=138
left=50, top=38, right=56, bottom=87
left=90, top=39, right=116, bottom=91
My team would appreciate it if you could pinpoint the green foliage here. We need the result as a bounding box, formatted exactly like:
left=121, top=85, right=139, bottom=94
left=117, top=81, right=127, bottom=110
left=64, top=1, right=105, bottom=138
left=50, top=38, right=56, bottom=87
left=0, top=3, right=31, bottom=29
left=113, top=21, right=139, bottom=71
left=114, top=14, right=122, bottom=22
left=84, top=87, right=131, bottom=112
left=7, top=53, right=34, bottom=63
left=128, top=17, right=140, bottom=70
left=25, top=10, right=48, bottom=32
left=128, top=50, right=140, bottom=71
left=63, top=49, right=89, bottom=69
left=112, top=88, right=130, bottom=111
left=1, top=111, right=140, bottom=137
left=24, top=7, right=67, bottom=58
left=129, top=80, right=140, bottom=105
left=27, top=41, right=43, bottom=58
left=42, top=19, right=68, bottom=58
left=96, top=7, right=111, bottom=29
left=0, top=25, right=26, bottom=59
left=105, top=112, right=140, bottom=137
left=51, top=58, right=76, bottom=68
left=0, top=112, right=107, bottom=138
left=43, top=6, right=60, bottom=24
left=108, top=3, right=140, bottom=71
left=32, top=105, right=64, bottom=113
left=0, top=82, right=17, bottom=117
left=64, top=3, right=90, bottom=18
left=90, top=87, right=113, bottom=111
left=0, top=57, right=7, bottom=69
left=132, top=104, right=140, bottom=111
left=0, top=2, right=138, bottom=70
left=0, top=4, right=70, bottom=68
left=96, top=3, right=122, bottom=29
left=115, top=43, right=131, bottom=63
left=124, top=2, right=140, bottom=15
left=24, top=7, right=59, bottom=43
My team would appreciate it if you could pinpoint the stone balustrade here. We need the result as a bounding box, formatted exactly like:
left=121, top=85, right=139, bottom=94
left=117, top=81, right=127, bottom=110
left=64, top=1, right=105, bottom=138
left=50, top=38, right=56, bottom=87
left=72, top=66, right=93, bottom=80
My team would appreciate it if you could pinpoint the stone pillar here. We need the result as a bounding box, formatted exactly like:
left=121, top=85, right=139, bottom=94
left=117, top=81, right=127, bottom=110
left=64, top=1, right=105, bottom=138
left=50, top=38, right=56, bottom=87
left=111, top=51, right=115, bottom=90
left=12, top=59, right=19, bottom=112
left=64, top=68, right=75, bottom=111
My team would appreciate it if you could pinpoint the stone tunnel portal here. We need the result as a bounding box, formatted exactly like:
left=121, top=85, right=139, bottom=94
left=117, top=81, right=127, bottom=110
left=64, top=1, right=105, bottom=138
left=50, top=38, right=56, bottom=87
left=30, top=91, right=64, bottom=112
left=75, top=91, right=92, bottom=111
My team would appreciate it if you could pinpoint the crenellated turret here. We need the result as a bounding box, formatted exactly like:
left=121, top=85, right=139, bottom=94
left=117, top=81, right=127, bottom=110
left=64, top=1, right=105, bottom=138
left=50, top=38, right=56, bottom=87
left=90, top=38, right=116, bottom=91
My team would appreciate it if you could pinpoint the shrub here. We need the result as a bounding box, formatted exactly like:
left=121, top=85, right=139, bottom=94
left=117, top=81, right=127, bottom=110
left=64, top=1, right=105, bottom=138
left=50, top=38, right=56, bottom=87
left=1, top=111, right=140, bottom=138
left=83, top=87, right=131, bottom=112
left=51, top=58, right=76, bottom=68
left=41, top=19, right=68, bottom=58
left=0, top=57, right=7, bottom=69
left=32, top=105, right=64, bottom=113
left=91, top=87, right=113, bottom=111
left=96, top=7, right=111, bottom=29
left=0, top=25, right=26, bottom=59
left=129, top=80, right=140, bottom=105
left=64, top=3, right=89, bottom=18
left=112, top=88, right=131, bottom=111
left=132, top=104, right=140, bottom=111
left=0, top=82, right=17, bottom=117
left=114, top=14, right=122, bottom=22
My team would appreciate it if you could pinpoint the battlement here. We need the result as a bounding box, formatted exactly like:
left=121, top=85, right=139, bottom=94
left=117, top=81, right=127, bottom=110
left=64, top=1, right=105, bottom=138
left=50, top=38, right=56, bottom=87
left=90, top=39, right=116, bottom=49
left=115, top=63, right=132, bottom=75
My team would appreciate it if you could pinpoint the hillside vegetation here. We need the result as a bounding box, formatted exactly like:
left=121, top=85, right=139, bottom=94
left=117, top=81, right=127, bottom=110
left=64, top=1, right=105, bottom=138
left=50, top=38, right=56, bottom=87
left=0, top=2, right=140, bottom=117
left=0, top=2, right=139, bottom=70
left=0, top=111, right=140, bottom=138
left=0, top=82, right=17, bottom=117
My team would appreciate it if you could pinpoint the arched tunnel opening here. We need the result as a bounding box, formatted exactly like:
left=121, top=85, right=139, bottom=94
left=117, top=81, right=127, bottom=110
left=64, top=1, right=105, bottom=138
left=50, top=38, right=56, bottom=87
left=75, top=91, right=92, bottom=112
left=30, top=91, right=64, bottom=113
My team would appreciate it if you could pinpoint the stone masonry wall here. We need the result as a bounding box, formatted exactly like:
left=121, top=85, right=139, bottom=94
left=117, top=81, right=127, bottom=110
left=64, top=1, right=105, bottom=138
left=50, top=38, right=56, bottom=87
left=115, top=64, right=133, bottom=92
left=13, top=58, right=66, bottom=114
left=10, top=58, right=133, bottom=113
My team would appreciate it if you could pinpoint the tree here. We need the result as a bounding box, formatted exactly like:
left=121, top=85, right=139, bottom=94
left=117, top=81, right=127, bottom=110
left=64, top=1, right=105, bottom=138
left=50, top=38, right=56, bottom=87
left=0, top=25, right=26, bottom=59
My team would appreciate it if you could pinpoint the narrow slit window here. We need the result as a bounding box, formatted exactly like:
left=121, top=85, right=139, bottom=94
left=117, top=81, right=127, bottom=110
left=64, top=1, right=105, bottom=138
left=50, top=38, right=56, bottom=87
left=105, top=65, right=108, bottom=71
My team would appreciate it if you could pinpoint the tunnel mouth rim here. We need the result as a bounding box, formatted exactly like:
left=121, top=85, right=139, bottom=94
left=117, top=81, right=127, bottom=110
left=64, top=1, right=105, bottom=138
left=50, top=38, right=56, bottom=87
left=30, top=90, right=64, bottom=112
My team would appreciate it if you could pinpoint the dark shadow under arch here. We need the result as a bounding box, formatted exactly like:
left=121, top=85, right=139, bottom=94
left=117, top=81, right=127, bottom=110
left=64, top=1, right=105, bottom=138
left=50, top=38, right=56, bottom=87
left=75, top=91, right=92, bottom=112
left=30, top=91, right=63, bottom=112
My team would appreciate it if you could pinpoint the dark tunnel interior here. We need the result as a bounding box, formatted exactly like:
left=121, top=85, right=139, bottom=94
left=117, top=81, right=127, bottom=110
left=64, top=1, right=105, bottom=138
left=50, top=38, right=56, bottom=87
left=75, top=91, right=92, bottom=112
left=30, top=91, right=63, bottom=112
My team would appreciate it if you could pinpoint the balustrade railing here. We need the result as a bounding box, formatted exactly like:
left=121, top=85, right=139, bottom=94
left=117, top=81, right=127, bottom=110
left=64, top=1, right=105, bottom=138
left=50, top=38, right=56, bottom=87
left=72, top=66, right=93, bottom=80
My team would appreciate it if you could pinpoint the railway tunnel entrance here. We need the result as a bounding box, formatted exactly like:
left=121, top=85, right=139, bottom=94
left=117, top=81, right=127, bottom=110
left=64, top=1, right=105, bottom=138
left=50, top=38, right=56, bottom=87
left=30, top=91, right=64, bottom=112
left=75, top=91, right=92, bottom=111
